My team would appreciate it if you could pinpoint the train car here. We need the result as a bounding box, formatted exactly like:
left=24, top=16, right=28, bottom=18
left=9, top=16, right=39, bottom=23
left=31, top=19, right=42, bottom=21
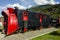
left=57, top=17, right=60, bottom=27
left=51, top=17, right=60, bottom=28
left=1, top=7, right=51, bottom=35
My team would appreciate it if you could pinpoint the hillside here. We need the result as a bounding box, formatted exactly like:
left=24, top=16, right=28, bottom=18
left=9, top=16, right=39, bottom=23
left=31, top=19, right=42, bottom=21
left=27, top=4, right=60, bottom=18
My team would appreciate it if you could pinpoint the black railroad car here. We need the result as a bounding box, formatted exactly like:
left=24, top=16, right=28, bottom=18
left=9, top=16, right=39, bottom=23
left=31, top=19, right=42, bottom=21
left=1, top=7, right=51, bottom=35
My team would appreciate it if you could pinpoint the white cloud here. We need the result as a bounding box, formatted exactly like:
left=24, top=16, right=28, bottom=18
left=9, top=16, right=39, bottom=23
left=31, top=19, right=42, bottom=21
left=56, top=2, right=60, bottom=4
left=34, top=0, right=60, bottom=5
left=19, top=0, right=34, bottom=8
left=6, top=3, right=27, bottom=9
left=48, top=0, right=60, bottom=5
left=0, top=6, right=5, bottom=9
left=0, top=3, right=27, bottom=17
left=0, top=3, right=33, bottom=10
left=34, top=0, right=49, bottom=5
left=28, top=5, right=33, bottom=8
left=48, top=0, right=56, bottom=5
left=0, top=3, right=27, bottom=10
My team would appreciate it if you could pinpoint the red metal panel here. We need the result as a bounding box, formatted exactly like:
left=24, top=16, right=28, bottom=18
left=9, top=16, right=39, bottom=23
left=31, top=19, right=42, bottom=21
left=7, top=13, right=19, bottom=35
left=23, top=11, right=28, bottom=21
left=3, top=10, right=9, bottom=16
left=7, top=8, right=14, bottom=13
left=40, top=15, right=42, bottom=23
left=2, top=8, right=19, bottom=35
left=23, top=28, right=27, bottom=32
left=5, top=8, right=19, bottom=35
left=44, top=16, right=46, bottom=19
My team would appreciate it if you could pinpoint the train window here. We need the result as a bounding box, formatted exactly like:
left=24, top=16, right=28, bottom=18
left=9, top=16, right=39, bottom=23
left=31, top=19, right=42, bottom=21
left=53, top=20, right=56, bottom=22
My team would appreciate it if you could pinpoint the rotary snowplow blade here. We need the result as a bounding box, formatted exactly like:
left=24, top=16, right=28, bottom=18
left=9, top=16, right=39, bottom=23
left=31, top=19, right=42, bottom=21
left=1, top=8, right=19, bottom=35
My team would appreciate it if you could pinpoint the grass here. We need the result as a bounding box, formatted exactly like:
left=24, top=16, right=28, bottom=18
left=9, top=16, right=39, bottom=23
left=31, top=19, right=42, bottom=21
left=0, top=26, right=3, bottom=30
left=32, top=29, right=60, bottom=40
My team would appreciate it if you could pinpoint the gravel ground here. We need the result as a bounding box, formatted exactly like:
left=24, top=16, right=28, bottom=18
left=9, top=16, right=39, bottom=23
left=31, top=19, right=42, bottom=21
left=0, top=22, right=3, bottom=26
left=0, top=27, right=58, bottom=40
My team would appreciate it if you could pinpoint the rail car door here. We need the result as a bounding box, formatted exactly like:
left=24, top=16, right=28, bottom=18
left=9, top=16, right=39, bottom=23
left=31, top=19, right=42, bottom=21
left=40, top=14, right=43, bottom=29
left=43, top=15, right=47, bottom=28
left=22, top=11, right=28, bottom=32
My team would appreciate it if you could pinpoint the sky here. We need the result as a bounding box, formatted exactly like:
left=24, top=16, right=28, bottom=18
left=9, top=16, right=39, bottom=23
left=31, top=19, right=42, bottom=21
left=0, top=0, right=60, bottom=17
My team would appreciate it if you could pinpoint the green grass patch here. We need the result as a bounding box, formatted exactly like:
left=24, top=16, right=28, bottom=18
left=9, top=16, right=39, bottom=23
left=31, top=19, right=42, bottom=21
left=32, top=29, right=60, bottom=40
left=0, top=26, right=3, bottom=30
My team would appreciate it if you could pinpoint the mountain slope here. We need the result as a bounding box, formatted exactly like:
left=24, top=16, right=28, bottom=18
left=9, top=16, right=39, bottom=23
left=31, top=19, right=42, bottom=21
left=27, top=4, right=60, bottom=18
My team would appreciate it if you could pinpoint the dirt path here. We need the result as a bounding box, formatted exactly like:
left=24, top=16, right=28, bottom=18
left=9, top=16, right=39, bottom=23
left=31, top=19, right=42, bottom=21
left=0, top=27, right=58, bottom=40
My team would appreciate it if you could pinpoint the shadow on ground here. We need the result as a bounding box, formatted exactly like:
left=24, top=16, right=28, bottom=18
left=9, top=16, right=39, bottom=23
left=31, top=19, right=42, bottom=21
left=0, top=29, right=2, bottom=32
left=49, top=31, right=60, bottom=36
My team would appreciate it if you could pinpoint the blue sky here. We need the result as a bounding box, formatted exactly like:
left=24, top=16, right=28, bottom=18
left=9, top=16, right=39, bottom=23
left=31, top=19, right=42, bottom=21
left=0, top=0, right=36, bottom=7
left=0, top=0, right=60, bottom=17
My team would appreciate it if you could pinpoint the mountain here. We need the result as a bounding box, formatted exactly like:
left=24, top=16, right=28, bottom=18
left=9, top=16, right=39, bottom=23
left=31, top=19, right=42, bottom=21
left=27, top=4, right=60, bottom=18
